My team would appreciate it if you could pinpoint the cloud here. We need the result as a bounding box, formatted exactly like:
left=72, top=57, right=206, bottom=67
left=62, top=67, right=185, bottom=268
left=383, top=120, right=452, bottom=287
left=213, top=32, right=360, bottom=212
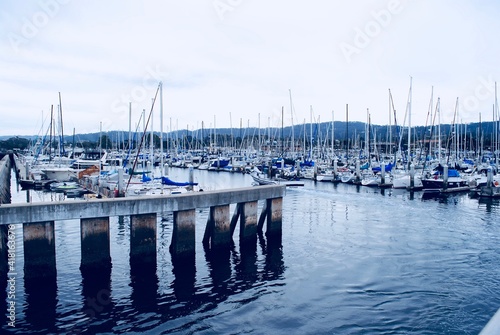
left=1, top=0, right=499, bottom=136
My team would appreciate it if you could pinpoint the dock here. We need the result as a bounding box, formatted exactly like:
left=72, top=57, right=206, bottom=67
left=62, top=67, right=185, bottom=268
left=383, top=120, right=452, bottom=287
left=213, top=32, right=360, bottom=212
left=0, top=184, right=286, bottom=278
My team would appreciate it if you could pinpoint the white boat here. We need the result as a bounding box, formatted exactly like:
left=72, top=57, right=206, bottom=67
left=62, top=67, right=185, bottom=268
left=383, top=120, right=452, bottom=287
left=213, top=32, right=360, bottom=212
left=249, top=168, right=277, bottom=185
left=41, top=166, right=78, bottom=182
left=391, top=171, right=423, bottom=189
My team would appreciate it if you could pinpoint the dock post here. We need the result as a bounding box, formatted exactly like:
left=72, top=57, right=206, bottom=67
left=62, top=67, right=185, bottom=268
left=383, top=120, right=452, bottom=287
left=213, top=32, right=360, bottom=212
left=170, top=209, right=196, bottom=257
left=240, top=201, right=258, bottom=243
left=355, top=159, right=361, bottom=183
left=188, top=165, right=194, bottom=191
left=130, top=213, right=157, bottom=264
left=487, top=168, right=493, bottom=187
left=409, top=163, right=415, bottom=189
left=266, top=197, right=283, bottom=238
left=23, top=221, right=56, bottom=279
left=333, top=158, right=338, bottom=178
left=117, top=167, right=124, bottom=196
left=80, top=217, right=111, bottom=271
left=443, top=165, right=449, bottom=190
left=380, top=162, right=386, bottom=185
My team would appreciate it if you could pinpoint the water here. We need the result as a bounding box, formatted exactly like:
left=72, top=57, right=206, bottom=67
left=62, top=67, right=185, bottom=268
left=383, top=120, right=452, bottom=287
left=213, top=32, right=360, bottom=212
left=2, top=169, right=500, bottom=334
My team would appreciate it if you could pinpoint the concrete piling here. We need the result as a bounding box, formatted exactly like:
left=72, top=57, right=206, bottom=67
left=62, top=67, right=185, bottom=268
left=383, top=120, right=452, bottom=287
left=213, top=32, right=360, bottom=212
left=240, top=201, right=258, bottom=242
left=23, top=221, right=56, bottom=279
left=209, top=205, right=231, bottom=249
left=266, top=198, right=283, bottom=237
left=170, top=209, right=196, bottom=257
left=80, top=217, right=111, bottom=270
left=130, top=213, right=157, bottom=264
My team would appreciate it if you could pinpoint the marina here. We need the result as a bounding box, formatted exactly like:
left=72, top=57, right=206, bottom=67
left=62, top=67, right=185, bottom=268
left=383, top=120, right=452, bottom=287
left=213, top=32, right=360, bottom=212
left=1, top=155, right=499, bottom=334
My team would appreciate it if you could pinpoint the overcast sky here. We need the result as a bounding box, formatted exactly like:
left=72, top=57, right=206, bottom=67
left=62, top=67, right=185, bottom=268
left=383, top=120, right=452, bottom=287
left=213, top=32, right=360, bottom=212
left=1, top=0, right=499, bottom=137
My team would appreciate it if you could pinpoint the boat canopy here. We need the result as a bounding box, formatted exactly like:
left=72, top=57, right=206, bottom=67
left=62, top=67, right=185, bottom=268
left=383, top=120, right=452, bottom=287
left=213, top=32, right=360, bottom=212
left=161, top=176, right=198, bottom=186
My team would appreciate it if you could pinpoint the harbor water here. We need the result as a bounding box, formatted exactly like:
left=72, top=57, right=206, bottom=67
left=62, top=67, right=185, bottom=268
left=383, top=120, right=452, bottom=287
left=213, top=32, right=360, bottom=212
left=2, top=168, right=500, bottom=334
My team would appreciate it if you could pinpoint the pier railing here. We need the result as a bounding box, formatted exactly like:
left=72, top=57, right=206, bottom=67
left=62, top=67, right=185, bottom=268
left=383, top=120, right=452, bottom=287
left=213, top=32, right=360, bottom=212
left=0, top=185, right=285, bottom=278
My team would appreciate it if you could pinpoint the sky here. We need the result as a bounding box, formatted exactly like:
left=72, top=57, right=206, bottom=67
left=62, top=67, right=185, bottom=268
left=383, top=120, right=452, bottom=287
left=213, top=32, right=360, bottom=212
left=1, top=0, right=500, bottom=137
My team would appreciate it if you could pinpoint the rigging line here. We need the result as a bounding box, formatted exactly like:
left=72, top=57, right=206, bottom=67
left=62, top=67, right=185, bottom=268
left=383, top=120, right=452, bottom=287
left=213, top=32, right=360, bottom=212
left=125, top=83, right=161, bottom=193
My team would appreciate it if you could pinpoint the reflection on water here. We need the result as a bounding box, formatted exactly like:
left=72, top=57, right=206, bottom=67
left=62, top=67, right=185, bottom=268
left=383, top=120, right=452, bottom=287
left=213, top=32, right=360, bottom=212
left=3, top=170, right=500, bottom=334
left=24, top=274, right=58, bottom=331
left=80, top=264, right=113, bottom=334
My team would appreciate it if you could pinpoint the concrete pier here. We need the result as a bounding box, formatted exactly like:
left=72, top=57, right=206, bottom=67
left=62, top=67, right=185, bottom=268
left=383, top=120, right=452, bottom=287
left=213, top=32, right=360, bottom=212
left=23, top=221, right=56, bottom=279
left=80, top=217, right=111, bottom=270
left=0, top=185, right=286, bottom=277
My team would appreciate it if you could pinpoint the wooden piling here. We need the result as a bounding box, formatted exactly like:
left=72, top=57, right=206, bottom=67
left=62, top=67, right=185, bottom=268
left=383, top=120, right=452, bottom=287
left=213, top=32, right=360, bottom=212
left=80, top=217, right=111, bottom=270
left=170, top=209, right=196, bottom=257
left=23, top=221, right=56, bottom=278
left=130, top=213, right=157, bottom=264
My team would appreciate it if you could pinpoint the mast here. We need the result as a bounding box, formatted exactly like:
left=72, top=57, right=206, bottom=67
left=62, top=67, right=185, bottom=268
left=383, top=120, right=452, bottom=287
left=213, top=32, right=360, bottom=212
left=160, top=81, right=164, bottom=177
left=58, top=92, right=66, bottom=156
left=289, top=89, right=294, bottom=158
left=495, top=81, right=499, bottom=167
left=366, top=108, right=370, bottom=161
left=407, top=77, right=412, bottom=169
left=310, top=106, right=313, bottom=160
left=281, top=106, right=284, bottom=157
left=128, top=102, right=132, bottom=150
left=49, top=105, right=53, bottom=162
left=438, top=97, right=441, bottom=163
left=345, top=104, right=349, bottom=160
left=388, top=89, right=392, bottom=157
left=331, top=110, right=335, bottom=161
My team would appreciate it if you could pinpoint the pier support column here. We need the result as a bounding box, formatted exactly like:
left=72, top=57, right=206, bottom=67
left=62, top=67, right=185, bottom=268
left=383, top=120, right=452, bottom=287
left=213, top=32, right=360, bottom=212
left=130, top=213, right=157, bottom=264
left=23, top=221, right=56, bottom=279
left=170, top=209, right=196, bottom=257
left=266, top=198, right=283, bottom=238
left=80, top=217, right=111, bottom=271
left=240, top=201, right=258, bottom=243
left=203, top=205, right=230, bottom=249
